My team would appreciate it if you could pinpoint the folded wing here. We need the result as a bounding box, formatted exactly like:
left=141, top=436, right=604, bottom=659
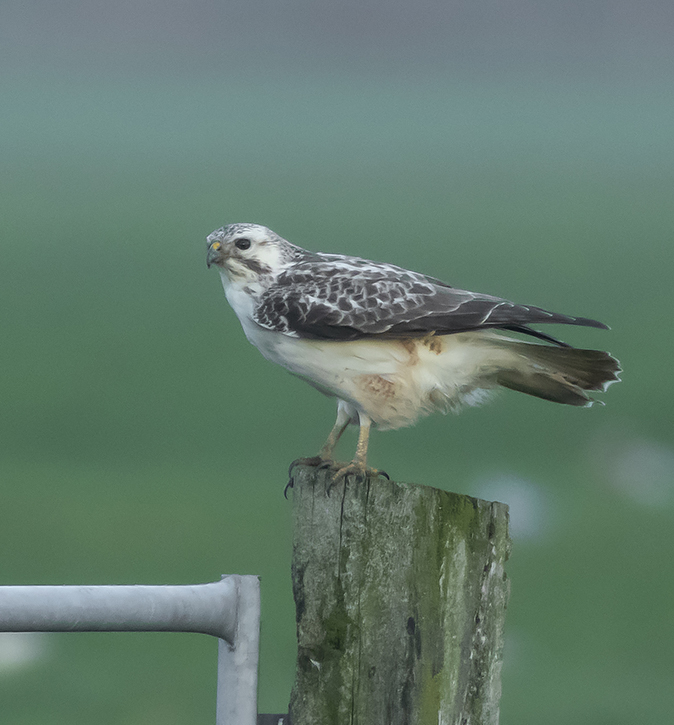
left=253, top=256, right=608, bottom=344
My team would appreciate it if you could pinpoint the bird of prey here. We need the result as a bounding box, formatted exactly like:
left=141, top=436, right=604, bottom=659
left=207, top=223, right=620, bottom=482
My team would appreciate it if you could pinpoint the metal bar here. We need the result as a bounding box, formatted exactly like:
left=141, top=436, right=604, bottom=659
left=0, top=575, right=261, bottom=724
left=217, top=576, right=261, bottom=725
left=0, top=577, right=239, bottom=643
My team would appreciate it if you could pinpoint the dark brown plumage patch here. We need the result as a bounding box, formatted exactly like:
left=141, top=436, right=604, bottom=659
left=422, top=334, right=443, bottom=354
left=400, top=339, right=420, bottom=366
left=239, top=257, right=271, bottom=275
left=239, top=257, right=272, bottom=276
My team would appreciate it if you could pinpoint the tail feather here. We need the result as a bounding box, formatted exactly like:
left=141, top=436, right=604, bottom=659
left=493, top=340, right=621, bottom=407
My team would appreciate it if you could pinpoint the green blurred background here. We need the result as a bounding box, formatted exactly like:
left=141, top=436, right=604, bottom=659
left=1, top=1, right=673, bottom=723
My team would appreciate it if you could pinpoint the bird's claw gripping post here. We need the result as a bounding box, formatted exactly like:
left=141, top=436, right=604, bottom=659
left=287, top=455, right=389, bottom=498
left=286, top=457, right=334, bottom=498
left=326, top=464, right=390, bottom=496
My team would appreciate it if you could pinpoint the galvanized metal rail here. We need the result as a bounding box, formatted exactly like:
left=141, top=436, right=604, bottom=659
left=0, top=575, right=261, bottom=725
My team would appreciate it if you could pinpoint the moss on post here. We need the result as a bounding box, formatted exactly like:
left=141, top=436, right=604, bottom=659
left=288, top=465, right=510, bottom=725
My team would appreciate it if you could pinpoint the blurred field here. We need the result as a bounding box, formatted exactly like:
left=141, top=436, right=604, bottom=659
left=1, top=13, right=674, bottom=722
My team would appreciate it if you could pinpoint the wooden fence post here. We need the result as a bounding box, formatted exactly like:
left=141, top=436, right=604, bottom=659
left=288, top=465, right=510, bottom=725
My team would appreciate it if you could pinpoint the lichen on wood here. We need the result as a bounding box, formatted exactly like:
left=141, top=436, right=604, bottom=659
left=288, top=465, right=510, bottom=725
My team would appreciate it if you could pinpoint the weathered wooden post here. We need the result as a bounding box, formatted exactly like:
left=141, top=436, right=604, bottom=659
left=288, top=465, right=510, bottom=725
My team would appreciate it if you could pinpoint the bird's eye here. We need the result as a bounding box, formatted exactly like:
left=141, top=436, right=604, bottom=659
left=234, top=238, right=251, bottom=250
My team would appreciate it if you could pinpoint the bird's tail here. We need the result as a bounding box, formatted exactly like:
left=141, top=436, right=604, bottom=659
left=490, top=338, right=621, bottom=407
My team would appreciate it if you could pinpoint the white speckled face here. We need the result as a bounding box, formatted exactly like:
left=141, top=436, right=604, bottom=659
left=206, top=223, right=296, bottom=283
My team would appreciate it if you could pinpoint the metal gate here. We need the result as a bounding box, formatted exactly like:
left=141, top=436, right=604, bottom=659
left=0, top=576, right=262, bottom=725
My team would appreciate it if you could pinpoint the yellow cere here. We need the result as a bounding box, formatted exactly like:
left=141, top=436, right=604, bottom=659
left=211, top=241, right=222, bottom=251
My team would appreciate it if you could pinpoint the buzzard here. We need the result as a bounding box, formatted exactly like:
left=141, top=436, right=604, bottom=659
left=207, top=224, right=620, bottom=482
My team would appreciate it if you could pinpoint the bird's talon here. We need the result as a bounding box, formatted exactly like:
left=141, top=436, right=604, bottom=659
left=329, top=463, right=364, bottom=489
left=289, top=456, right=327, bottom=477
left=327, top=463, right=391, bottom=492
left=289, top=458, right=389, bottom=497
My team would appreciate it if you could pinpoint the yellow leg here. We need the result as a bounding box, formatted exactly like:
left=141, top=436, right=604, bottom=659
left=287, top=402, right=354, bottom=486
left=352, top=415, right=371, bottom=467
left=329, top=413, right=389, bottom=488
left=318, top=405, right=351, bottom=461
left=288, top=407, right=389, bottom=496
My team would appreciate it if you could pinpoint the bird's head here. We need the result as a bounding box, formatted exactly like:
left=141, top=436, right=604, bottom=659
left=206, top=223, right=299, bottom=284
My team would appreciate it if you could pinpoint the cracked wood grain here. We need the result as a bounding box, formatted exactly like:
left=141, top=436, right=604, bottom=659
left=288, top=466, right=511, bottom=725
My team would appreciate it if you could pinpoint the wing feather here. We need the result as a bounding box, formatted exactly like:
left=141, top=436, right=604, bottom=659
left=252, top=255, right=608, bottom=343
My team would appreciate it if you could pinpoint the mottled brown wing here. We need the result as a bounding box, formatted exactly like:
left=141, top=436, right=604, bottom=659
left=253, top=256, right=608, bottom=342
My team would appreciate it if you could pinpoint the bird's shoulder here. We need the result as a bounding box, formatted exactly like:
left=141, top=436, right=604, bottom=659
left=251, top=252, right=471, bottom=339
left=276, top=251, right=451, bottom=291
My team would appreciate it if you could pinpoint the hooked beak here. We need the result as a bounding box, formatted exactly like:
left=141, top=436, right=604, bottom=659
left=207, top=240, right=225, bottom=269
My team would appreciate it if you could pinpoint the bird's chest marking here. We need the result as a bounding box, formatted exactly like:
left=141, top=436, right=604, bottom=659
left=424, top=335, right=444, bottom=355
left=358, top=374, right=397, bottom=401
left=400, top=334, right=444, bottom=363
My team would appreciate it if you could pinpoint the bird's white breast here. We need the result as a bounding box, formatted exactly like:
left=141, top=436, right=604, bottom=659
left=220, top=273, right=308, bottom=373
left=222, top=276, right=251, bottom=315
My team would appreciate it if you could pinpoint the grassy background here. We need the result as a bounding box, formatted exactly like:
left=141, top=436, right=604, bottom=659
left=1, top=3, right=674, bottom=722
